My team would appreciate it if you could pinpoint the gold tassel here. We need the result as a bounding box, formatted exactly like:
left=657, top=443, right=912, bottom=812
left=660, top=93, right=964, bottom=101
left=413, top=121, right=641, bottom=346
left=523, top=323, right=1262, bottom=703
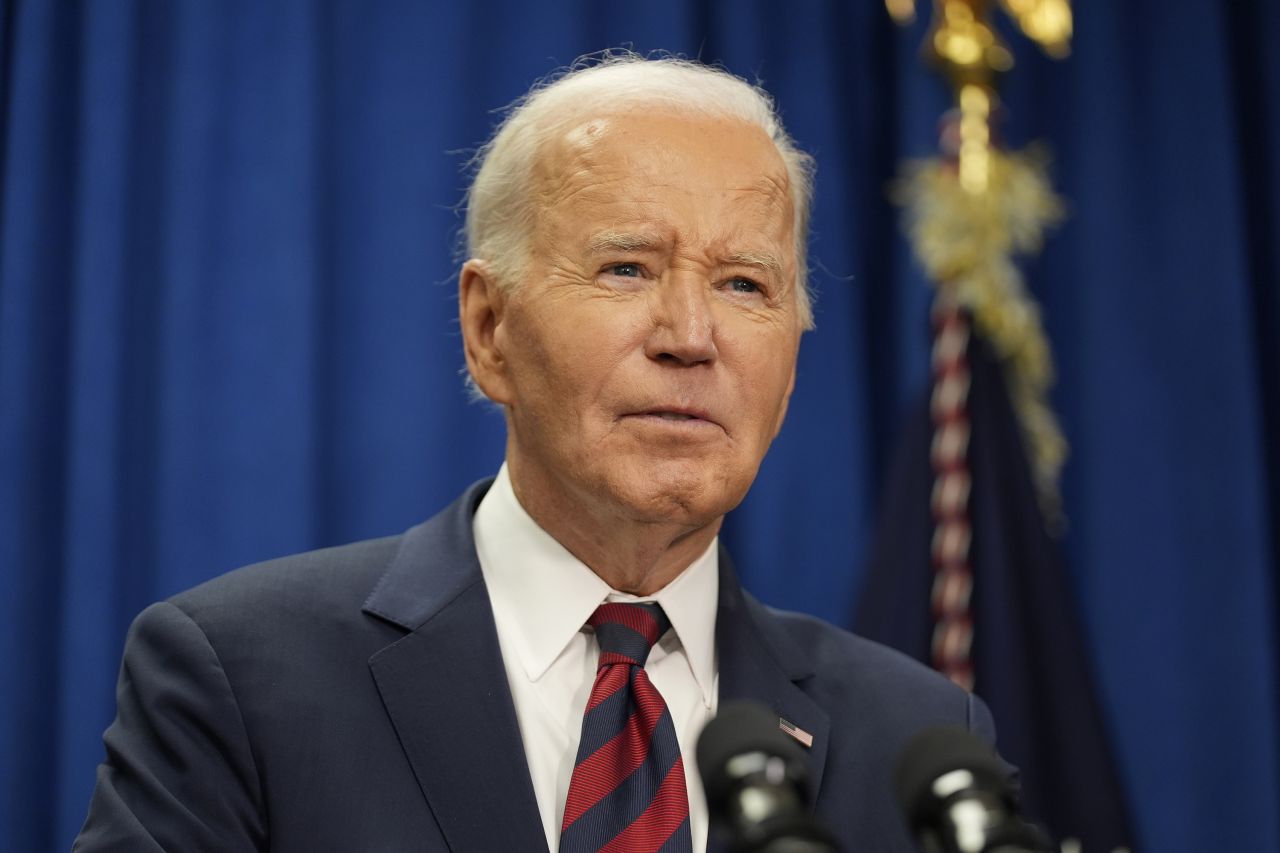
left=894, top=146, right=1068, bottom=526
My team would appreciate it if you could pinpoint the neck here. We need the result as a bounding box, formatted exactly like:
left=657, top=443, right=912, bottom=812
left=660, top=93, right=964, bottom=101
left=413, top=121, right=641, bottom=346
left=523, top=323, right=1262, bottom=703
left=505, top=461, right=721, bottom=596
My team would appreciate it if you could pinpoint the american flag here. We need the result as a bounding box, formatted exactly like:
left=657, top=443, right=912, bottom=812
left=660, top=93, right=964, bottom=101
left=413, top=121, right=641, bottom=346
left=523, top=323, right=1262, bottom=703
left=778, top=717, right=813, bottom=748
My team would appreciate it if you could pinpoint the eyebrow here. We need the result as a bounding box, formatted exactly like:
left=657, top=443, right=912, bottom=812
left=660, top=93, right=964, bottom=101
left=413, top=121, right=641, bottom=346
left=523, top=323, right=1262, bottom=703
left=585, top=231, right=664, bottom=254
left=584, top=232, right=786, bottom=278
left=723, top=250, right=785, bottom=278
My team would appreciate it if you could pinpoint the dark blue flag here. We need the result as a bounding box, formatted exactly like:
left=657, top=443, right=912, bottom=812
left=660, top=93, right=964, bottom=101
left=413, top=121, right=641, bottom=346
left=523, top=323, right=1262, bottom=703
left=856, top=328, right=1136, bottom=852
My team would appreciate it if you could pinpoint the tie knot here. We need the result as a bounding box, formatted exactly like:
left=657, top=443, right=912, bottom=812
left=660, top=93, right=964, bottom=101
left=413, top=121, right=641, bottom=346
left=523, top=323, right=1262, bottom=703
left=588, top=602, right=671, bottom=668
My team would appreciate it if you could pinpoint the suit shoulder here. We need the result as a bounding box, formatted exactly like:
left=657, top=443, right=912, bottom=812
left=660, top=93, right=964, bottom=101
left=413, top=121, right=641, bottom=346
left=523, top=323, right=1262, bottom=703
left=763, top=605, right=968, bottom=707
left=168, top=535, right=404, bottom=626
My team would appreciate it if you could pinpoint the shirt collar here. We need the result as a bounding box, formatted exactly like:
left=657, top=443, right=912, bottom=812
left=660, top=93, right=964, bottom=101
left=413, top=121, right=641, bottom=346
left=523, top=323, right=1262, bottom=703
left=607, top=543, right=718, bottom=709
left=473, top=463, right=719, bottom=708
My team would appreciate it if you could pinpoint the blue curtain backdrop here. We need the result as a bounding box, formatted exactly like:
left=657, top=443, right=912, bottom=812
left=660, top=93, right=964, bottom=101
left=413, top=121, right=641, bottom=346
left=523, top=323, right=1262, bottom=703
left=1, top=1, right=1276, bottom=850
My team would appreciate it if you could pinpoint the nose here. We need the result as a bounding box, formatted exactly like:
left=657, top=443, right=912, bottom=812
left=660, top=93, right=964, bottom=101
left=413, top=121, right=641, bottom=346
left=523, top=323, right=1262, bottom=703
left=644, top=276, right=718, bottom=366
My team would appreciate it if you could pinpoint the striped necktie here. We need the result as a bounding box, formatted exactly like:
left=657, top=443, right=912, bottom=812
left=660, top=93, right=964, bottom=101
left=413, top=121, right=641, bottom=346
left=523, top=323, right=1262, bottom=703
left=559, top=602, right=693, bottom=853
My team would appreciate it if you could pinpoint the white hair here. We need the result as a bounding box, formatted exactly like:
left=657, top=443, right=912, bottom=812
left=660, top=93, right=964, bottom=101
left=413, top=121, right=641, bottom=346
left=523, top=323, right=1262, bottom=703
left=463, top=51, right=817, bottom=329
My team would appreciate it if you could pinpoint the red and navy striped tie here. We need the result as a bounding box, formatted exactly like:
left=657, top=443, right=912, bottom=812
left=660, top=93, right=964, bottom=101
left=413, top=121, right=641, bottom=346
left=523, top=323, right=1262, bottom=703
left=559, top=602, right=692, bottom=853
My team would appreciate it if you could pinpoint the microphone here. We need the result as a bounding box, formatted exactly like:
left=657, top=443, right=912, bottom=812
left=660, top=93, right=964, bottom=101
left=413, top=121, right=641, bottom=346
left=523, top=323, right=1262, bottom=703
left=894, top=726, right=1052, bottom=853
left=696, top=701, right=839, bottom=853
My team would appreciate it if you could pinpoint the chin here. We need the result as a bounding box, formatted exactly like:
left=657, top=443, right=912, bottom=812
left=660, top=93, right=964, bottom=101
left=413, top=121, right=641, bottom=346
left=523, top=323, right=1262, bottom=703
left=607, top=460, right=750, bottom=527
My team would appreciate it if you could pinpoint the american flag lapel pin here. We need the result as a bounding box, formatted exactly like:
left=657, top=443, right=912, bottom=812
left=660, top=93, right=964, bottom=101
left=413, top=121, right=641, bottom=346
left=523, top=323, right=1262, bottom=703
left=778, top=717, right=814, bottom=749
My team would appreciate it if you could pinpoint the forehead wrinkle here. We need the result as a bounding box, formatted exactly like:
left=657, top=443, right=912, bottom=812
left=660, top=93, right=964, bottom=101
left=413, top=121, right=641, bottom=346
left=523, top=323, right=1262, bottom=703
left=728, top=171, right=789, bottom=197
left=533, top=174, right=646, bottom=257
left=532, top=116, right=796, bottom=272
left=727, top=176, right=792, bottom=218
left=538, top=166, right=630, bottom=213
left=753, top=170, right=791, bottom=197
left=532, top=123, right=628, bottom=213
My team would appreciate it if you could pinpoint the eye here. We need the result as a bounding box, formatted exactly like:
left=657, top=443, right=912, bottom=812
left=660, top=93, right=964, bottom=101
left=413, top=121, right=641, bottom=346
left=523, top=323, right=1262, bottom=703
left=727, top=277, right=761, bottom=294
left=605, top=263, right=644, bottom=278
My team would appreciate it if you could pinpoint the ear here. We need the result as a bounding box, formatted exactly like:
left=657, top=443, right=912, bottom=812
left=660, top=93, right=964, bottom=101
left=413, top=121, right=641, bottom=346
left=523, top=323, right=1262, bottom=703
left=459, top=259, right=514, bottom=404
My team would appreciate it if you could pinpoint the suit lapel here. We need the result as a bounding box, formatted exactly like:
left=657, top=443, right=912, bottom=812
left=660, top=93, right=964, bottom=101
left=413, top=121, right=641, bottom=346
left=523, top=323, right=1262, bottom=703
left=359, top=487, right=830, bottom=853
left=363, top=482, right=548, bottom=853
left=711, top=549, right=831, bottom=853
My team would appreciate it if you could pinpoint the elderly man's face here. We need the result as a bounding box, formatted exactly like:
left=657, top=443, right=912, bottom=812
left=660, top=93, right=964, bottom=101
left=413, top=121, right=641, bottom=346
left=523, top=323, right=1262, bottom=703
left=475, top=109, right=803, bottom=531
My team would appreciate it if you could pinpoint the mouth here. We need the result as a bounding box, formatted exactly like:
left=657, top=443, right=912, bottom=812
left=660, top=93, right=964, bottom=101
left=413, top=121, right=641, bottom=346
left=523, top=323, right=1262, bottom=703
left=624, top=406, right=722, bottom=432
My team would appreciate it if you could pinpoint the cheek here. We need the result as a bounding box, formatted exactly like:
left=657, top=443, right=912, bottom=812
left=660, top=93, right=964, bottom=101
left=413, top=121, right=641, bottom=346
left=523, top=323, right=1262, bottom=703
left=504, top=309, right=625, bottom=416
left=494, top=310, right=562, bottom=415
left=737, top=343, right=799, bottom=439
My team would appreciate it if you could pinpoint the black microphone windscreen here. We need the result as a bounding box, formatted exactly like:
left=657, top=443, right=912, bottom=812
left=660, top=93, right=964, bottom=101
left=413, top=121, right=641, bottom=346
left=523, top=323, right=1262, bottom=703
left=696, top=701, right=807, bottom=807
left=893, top=726, right=1011, bottom=825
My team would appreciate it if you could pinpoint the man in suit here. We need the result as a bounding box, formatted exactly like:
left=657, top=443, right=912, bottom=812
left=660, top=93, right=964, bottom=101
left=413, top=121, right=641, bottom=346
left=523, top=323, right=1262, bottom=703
left=77, top=55, right=1000, bottom=852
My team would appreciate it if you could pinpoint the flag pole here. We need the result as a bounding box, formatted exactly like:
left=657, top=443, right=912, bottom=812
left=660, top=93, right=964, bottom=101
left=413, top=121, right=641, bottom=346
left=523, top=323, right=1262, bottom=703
left=888, top=0, right=1073, bottom=689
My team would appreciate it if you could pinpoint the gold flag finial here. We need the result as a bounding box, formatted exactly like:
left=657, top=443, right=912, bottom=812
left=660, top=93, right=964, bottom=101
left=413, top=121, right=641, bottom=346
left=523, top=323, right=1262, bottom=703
left=926, top=0, right=1013, bottom=86
left=886, top=0, right=1072, bottom=63
left=1000, top=0, right=1073, bottom=58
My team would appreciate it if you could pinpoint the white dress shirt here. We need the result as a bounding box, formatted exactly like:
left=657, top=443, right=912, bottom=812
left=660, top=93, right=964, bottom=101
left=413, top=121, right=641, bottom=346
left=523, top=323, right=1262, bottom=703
left=473, top=464, right=720, bottom=852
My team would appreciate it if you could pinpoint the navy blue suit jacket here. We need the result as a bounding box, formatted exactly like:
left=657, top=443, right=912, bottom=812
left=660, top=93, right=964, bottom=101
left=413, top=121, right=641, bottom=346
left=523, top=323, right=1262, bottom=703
left=76, top=480, right=998, bottom=852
